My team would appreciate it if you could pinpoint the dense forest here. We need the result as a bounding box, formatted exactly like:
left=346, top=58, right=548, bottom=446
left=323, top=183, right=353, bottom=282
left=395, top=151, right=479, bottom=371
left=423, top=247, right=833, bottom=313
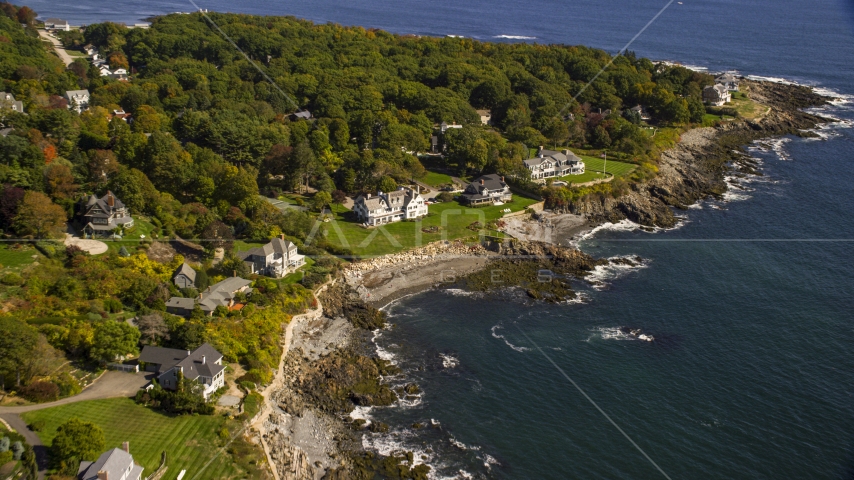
left=0, top=3, right=716, bottom=398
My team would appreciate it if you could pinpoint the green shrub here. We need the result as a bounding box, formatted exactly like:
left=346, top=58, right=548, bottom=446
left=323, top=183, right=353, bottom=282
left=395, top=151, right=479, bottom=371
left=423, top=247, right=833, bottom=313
left=0, top=272, right=23, bottom=286
left=27, top=420, right=45, bottom=432
left=19, top=381, right=60, bottom=402
left=0, top=450, right=12, bottom=465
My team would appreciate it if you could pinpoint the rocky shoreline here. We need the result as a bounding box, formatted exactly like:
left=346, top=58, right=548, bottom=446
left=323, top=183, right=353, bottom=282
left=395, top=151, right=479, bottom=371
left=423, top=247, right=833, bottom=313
left=256, top=79, right=836, bottom=479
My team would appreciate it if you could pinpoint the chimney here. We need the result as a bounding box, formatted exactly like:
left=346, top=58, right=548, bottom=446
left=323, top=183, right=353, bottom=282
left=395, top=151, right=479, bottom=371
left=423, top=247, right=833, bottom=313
left=539, top=145, right=544, bottom=152
left=97, top=471, right=109, bottom=480
left=280, top=234, right=285, bottom=240
left=480, top=179, right=484, bottom=185
left=232, top=270, right=236, bottom=277
left=107, top=192, right=115, bottom=207
left=202, top=355, right=206, bottom=364
left=367, top=193, right=371, bottom=199
left=501, top=176, right=505, bottom=182
left=198, top=293, right=202, bottom=299
left=187, top=350, right=191, bottom=356
left=122, top=441, right=129, bottom=453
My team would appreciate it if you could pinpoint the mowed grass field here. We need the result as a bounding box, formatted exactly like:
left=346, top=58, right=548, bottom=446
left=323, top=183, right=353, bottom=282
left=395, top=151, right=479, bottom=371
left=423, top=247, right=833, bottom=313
left=421, top=170, right=455, bottom=187
left=22, top=398, right=242, bottom=479
left=579, top=155, right=638, bottom=177
left=317, top=196, right=539, bottom=257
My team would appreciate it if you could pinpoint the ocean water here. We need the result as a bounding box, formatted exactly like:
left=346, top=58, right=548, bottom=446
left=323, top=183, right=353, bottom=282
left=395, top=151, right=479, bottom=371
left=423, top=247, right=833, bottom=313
left=30, top=0, right=854, bottom=478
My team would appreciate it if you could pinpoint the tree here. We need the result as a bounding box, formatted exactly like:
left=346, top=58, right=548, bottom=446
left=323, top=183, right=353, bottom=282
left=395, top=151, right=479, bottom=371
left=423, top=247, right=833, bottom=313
left=0, top=318, right=38, bottom=387
left=312, top=191, right=332, bottom=212
left=136, top=313, right=169, bottom=345
left=43, top=163, right=78, bottom=200
left=332, top=190, right=347, bottom=206
left=200, top=219, right=234, bottom=252
left=51, top=418, right=105, bottom=466
left=0, top=185, right=25, bottom=231
left=89, top=320, right=140, bottom=363
left=15, top=6, right=35, bottom=25
left=13, top=191, right=67, bottom=239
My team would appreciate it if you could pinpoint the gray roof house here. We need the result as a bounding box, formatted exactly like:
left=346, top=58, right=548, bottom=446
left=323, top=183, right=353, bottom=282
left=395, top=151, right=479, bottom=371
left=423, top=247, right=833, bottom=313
left=139, top=343, right=225, bottom=399
left=0, top=92, right=24, bottom=114
left=703, top=84, right=731, bottom=106
left=44, top=18, right=70, bottom=31
left=353, top=187, right=428, bottom=226
left=524, top=147, right=585, bottom=181
left=78, top=443, right=143, bottom=480
left=75, top=191, right=134, bottom=237
left=237, top=235, right=305, bottom=278
left=172, top=263, right=197, bottom=289
left=65, top=89, right=90, bottom=113
left=165, top=276, right=252, bottom=317
left=715, top=73, right=740, bottom=92
left=460, top=174, right=512, bottom=206
left=289, top=110, right=312, bottom=121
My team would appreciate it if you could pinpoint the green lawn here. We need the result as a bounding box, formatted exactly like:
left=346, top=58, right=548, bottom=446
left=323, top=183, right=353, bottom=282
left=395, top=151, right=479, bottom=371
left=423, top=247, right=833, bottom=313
left=0, top=244, right=42, bottom=269
left=580, top=155, right=638, bottom=177
left=103, top=218, right=157, bottom=254
left=556, top=169, right=608, bottom=184
left=316, top=196, right=539, bottom=257
left=421, top=171, right=454, bottom=187
left=22, top=398, right=243, bottom=479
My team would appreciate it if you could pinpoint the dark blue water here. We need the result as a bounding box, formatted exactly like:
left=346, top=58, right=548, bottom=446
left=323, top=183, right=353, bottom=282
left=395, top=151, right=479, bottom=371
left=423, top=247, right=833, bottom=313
left=30, top=0, right=854, bottom=477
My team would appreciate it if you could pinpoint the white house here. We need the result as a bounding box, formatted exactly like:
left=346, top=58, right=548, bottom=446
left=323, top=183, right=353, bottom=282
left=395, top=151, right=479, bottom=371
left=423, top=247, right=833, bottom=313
left=78, top=443, right=143, bottom=480
left=440, top=121, right=463, bottom=133
left=476, top=109, right=492, bottom=125
left=715, top=73, right=740, bottom=92
left=237, top=235, right=306, bottom=278
left=524, top=147, right=585, bottom=181
left=112, top=67, right=128, bottom=75
left=65, top=89, right=90, bottom=113
left=703, top=84, right=731, bottom=106
left=99, top=65, right=112, bottom=77
left=139, top=343, right=225, bottom=399
left=459, top=174, right=512, bottom=206
left=353, top=186, right=428, bottom=226
left=43, top=18, right=69, bottom=31
left=0, top=92, right=24, bottom=114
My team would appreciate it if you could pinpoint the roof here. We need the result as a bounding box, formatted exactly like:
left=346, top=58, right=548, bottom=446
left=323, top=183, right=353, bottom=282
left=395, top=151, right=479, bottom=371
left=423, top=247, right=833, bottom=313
left=66, top=89, right=90, bottom=97
left=165, top=297, right=195, bottom=310
left=476, top=109, right=491, bottom=116
left=238, top=237, right=295, bottom=260
left=43, top=18, right=68, bottom=24
left=77, top=448, right=143, bottom=480
left=524, top=148, right=583, bottom=167
left=173, top=263, right=196, bottom=282
left=464, top=174, right=507, bottom=196
left=79, top=191, right=126, bottom=217
left=198, top=276, right=252, bottom=312
left=291, top=110, right=311, bottom=119
left=0, top=128, right=13, bottom=137
left=716, top=73, right=739, bottom=82
left=139, top=343, right=225, bottom=380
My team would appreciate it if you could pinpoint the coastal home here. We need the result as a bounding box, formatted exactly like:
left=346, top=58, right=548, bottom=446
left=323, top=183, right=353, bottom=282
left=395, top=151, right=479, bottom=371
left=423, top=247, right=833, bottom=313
left=629, top=105, right=651, bottom=121
left=139, top=343, right=225, bottom=399
left=440, top=121, right=463, bottom=133
left=112, top=109, right=132, bottom=122
left=459, top=174, right=512, bottom=206
left=172, top=263, right=196, bottom=289
left=477, top=109, right=492, bottom=125
left=98, top=65, right=112, bottom=77
left=83, top=44, right=98, bottom=56
left=0, top=92, right=24, bottom=114
left=715, top=73, right=740, bottom=92
left=78, top=443, right=142, bottom=480
left=65, top=89, right=90, bottom=113
left=237, top=235, right=306, bottom=278
left=112, top=68, right=128, bottom=75
left=165, top=276, right=252, bottom=317
left=44, top=18, right=70, bottom=31
left=703, top=84, right=731, bottom=106
left=75, top=191, right=134, bottom=237
left=353, top=186, right=428, bottom=226
left=524, top=146, right=585, bottom=181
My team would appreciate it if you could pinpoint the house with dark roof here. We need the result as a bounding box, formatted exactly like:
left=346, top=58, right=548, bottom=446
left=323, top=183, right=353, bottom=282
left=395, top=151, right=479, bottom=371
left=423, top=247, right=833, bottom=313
left=524, top=147, right=585, bottom=182
left=75, top=191, right=134, bottom=237
left=703, top=84, right=731, bottom=106
left=77, top=442, right=142, bottom=480
left=165, top=276, right=252, bottom=317
left=715, top=73, right=740, bottom=92
left=353, top=186, right=428, bottom=226
left=459, top=174, right=512, bottom=206
left=172, top=263, right=196, bottom=289
left=0, top=92, right=24, bottom=114
left=138, top=343, right=225, bottom=399
left=237, top=235, right=305, bottom=278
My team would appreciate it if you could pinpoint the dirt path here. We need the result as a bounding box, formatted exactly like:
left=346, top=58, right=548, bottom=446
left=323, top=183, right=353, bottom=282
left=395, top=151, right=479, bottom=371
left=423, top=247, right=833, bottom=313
left=38, top=29, right=73, bottom=66
left=251, top=283, right=329, bottom=480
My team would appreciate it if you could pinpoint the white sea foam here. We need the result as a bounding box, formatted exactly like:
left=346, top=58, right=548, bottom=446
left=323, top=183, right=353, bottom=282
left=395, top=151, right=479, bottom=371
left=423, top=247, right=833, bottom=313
left=584, top=256, right=648, bottom=290
left=589, top=327, right=653, bottom=342
left=573, top=218, right=641, bottom=244
left=745, top=74, right=797, bottom=85
left=372, top=328, right=398, bottom=364
left=449, top=436, right=481, bottom=452
left=493, top=34, right=536, bottom=40
left=440, top=353, right=459, bottom=368
left=811, top=86, right=854, bottom=105
left=442, top=288, right=481, bottom=298
left=482, top=453, right=500, bottom=469
left=490, top=324, right=529, bottom=352
left=349, top=406, right=373, bottom=425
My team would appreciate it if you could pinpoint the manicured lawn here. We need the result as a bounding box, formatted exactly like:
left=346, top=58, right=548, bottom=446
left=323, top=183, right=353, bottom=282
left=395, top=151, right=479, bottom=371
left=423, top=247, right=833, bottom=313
left=0, top=244, right=42, bottom=269
left=103, top=218, right=157, bottom=254
left=729, top=95, right=764, bottom=120
left=556, top=169, right=608, bottom=184
left=579, top=155, right=638, bottom=177
left=22, top=398, right=242, bottom=479
left=421, top=170, right=454, bottom=187
left=316, top=196, right=539, bottom=257
left=233, top=239, right=266, bottom=253
left=281, top=257, right=314, bottom=284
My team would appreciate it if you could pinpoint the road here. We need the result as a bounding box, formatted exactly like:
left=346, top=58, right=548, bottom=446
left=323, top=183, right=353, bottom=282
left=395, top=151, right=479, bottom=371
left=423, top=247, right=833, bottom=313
left=0, top=371, right=151, bottom=480
left=37, top=29, right=73, bottom=66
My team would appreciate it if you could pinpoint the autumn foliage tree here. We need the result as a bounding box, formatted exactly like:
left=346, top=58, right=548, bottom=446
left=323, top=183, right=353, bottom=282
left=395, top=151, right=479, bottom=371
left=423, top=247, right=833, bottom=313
left=13, top=191, right=67, bottom=238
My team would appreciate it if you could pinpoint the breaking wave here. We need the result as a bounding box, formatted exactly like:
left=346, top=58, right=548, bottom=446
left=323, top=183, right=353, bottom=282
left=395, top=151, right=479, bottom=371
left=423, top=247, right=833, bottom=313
left=493, top=34, right=536, bottom=40
left=490, top=324, right=529, bottom=352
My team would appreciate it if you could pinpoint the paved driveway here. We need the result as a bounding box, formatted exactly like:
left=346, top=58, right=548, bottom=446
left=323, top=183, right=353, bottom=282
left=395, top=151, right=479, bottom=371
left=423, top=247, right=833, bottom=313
left=0, top=371, right=151, bottom=414
left=37, top=30, right=73, bottom=66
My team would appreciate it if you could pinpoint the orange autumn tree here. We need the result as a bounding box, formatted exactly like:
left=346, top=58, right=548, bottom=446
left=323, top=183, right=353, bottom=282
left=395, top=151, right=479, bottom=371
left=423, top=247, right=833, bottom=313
left=43, top=144, right=57, bottom=163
